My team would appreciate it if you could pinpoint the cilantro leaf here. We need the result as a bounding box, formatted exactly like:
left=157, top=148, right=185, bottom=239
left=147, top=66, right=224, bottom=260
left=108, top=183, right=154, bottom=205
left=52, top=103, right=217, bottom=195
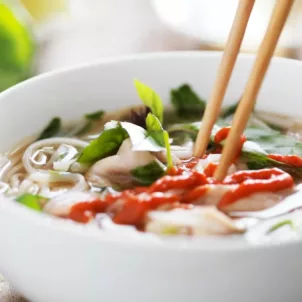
left=171, top=84, right=205, bottom=118
left=131, top=161, right=165, bottom=185
left=244, top=126, right=302, bottom=156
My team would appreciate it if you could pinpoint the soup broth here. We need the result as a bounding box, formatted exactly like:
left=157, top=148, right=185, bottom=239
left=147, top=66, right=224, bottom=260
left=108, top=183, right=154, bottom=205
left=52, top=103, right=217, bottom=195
left=1, top=81, right=302, bottom=240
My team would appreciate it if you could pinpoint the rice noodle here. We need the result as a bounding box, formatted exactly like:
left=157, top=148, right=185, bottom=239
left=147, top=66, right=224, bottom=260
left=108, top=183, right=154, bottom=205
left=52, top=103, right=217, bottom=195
left=9, top=173, right=25, bottom=189
left=52, top=144, right=79, bottom=172
left=22, top=138, right=88, bottom=174
left=18, top=179, right=40, bottom=196
left=31, top=148, right=53, bottom=166
left=0, top=156, right=11, bottom=179
left=28, top=171, right=88, bottom=198
left=0, top=181, right=9, bottom=194
left=3, top=162, right=25, bottom=182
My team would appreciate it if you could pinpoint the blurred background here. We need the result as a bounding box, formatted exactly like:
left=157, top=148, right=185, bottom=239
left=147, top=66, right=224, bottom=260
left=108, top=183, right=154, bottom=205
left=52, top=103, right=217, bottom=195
left=1, top=0, right=302, bottom=93
left=1, top=0, right=302, bottom=301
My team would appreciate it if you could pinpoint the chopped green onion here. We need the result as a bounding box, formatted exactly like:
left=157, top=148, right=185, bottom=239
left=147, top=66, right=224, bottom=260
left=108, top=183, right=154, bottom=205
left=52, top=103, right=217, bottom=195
left=267, top=219, right=294, bottom=234
left=164, top=131, right=173, bottom=169
left=16, top=194, right=45, bottom=212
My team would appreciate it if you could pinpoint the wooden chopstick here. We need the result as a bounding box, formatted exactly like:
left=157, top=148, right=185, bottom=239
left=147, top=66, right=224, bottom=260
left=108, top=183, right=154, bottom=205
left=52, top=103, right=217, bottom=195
left=193, top=0, right=255, bottom=158
left=214, top=0, right=295, bottom=181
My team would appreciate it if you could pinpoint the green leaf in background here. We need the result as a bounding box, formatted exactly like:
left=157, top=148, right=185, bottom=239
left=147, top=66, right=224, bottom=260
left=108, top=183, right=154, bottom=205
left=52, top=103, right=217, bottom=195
left=171, top=84, right=206, bottom=118
left=16, top=193, right=44, bottom=211
left=75, top=110, right=105, bottom=135
left=167, top=119, right=302, bottom=177
left=37, top=117, right=61, bottom=140
left=0, top=4, right=35, bottom=91
left=85, top=110, right=105, bottom=121
left=134, top=79, right=164, bottom=123
left=244, top=126, right=302, bottom=156
left=168, top=122, right=201, bottom=142
left=78, top=127, right=128, bottom=164
left=131, top=161, right=165, bottom=185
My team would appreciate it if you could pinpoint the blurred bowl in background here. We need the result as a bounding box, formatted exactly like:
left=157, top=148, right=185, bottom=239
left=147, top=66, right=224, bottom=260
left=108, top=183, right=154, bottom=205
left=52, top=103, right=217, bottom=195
left=152, top=0, right=302, bottom=52
left=34, top=0, right=201, bottom=73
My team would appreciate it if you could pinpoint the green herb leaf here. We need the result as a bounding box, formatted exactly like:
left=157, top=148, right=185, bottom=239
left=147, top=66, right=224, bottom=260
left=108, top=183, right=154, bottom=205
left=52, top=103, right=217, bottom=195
left=75, top=110, right=105, bottom=136
left=164, top=131, right=173, bottom=169
left=85, top=110, right=105, bottom=121
left=131, top=161, right=165, bottom=185
left=134, top=79, right=164, bottom=123
left=168, top=122, right=201, bottom=142
left=242, top=151, right=302, bottom=179
left=16, top=194, right=44, bottom=211
left=145, top=113, right=173, bottom=169
left=242, top=151, right=275, bottom=170
left=78, top=127, right=128, bottom=164
left=267, top=219, right=294, bottom=234
left=171, top=84, right=206, bottom=118
left=244, top=126, right=302, bottom=156
left=74, top=121, right=93, bottom=136
left=105, top=121, right=164, bottom=152
left=37, top=117, right=61, bottom=140
left=146, top=113, right=165, bottom=147
left=168, top=121, right=302, bottom=177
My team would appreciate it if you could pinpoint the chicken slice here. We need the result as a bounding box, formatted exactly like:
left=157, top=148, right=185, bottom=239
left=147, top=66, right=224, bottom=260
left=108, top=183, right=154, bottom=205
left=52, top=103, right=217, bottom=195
left=86, top=139, right=162, bottom=188
left=189, top=184, right=285, bottom=213
left=146, top=206, right=244, bottom=236
left=44, top=191, right=99, bottom=217
left=222, top=192, right=284, bottom=213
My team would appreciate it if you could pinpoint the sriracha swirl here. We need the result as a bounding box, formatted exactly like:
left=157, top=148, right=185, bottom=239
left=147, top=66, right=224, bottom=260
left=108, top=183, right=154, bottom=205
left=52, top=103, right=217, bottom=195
left=218, top=168, right=294, bottom=208
left=69, top=164, right=294, bottom=228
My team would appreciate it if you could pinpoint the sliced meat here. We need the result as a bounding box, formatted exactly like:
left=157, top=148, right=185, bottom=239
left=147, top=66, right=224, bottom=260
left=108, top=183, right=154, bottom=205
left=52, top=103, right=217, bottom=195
left=44, top=191, right=99, bottom=217
left=86, top=139, right=161, bottom=188
left=146, top=206, right=244, bottom=236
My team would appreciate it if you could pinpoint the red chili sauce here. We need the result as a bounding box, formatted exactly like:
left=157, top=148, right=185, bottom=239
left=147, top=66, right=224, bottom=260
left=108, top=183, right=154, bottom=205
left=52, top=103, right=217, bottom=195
left=69, top=167, right=294, bottom=227
left=69, top=127, right=296, bottom=228
left=268, top=154, right=302, bottom=167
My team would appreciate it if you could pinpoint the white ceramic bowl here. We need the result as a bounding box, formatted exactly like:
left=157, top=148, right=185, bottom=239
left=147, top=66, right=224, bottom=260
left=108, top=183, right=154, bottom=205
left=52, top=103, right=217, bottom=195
left=0, top=52, right=302, bottom=302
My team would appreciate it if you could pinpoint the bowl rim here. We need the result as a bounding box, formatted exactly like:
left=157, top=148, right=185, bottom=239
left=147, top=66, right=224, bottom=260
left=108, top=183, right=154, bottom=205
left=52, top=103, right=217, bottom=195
left=1, top=50, right=302, bottom=253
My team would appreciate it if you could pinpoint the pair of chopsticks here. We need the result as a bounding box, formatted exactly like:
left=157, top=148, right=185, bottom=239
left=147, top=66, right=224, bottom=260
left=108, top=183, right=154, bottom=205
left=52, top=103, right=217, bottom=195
left=194, top=0, right=294, bottom=181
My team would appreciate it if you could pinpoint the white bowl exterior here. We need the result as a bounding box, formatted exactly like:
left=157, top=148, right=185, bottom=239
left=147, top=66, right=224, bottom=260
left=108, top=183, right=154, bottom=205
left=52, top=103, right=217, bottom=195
left=0, top=52, right=302, bottom=301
